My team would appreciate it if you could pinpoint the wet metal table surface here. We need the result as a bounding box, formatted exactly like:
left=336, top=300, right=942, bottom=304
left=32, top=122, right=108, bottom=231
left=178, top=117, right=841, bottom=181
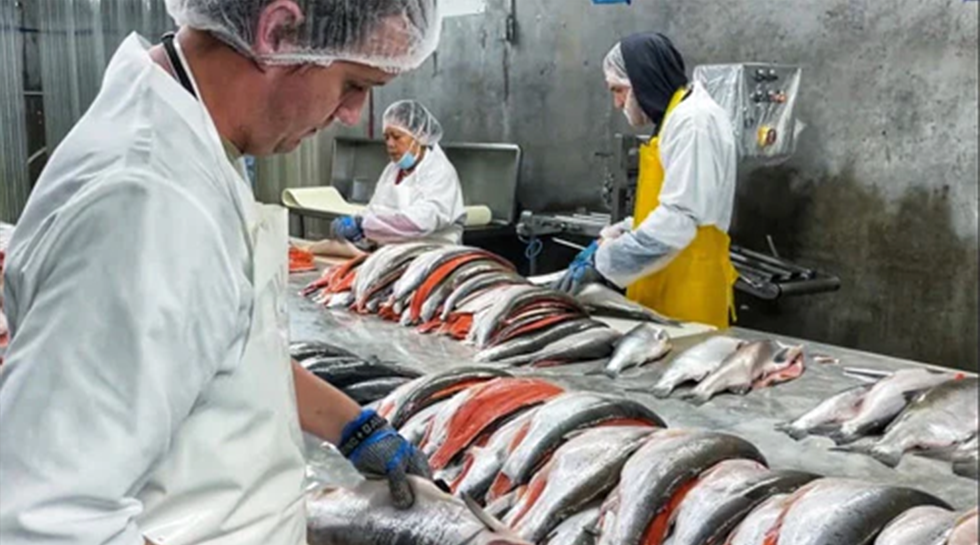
left=289, top=271, right=978, bottom=509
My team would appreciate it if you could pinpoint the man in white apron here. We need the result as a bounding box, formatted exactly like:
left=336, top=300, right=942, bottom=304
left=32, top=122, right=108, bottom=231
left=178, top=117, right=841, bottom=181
left=0, top=2, right=439, bottom=544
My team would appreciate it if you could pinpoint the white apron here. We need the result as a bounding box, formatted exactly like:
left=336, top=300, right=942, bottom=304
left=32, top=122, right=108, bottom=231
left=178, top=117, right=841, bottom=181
left=135, top=36, right=307, bottom=545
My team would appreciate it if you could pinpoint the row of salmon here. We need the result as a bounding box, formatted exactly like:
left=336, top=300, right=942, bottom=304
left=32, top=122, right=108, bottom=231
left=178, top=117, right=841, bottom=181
left=303, top=244, right=675, bottom=364
left=778, top=367, right=979, bottom=478
left=303, top=245, right=809, bottom=403
left=306, top=367, right=977, bottom=545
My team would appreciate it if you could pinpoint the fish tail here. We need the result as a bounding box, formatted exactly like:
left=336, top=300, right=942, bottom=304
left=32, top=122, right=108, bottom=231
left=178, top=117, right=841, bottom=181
left=870, top=444, right=904, bottom=468
left=774, top=422, right=808, bottom=441
left=650, top=384, right=673, bottom=398
left=829, top=440, right=876, bottom=457
left=681, top=391, right=711, bottom=406
left=827, top=426, right=862, bottom=446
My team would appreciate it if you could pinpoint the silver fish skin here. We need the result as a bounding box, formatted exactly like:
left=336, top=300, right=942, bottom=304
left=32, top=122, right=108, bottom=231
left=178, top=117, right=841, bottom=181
left=305, top=357, right=421, bottom=388
left=473, top=287, right=585, bottom=348
left=392, top=246, right=475, bottom=301
left=326, top=291, right=354, bottom=308
left=420, top=262, right=511, bottom=324
left=376, top=376, right=425, bottom=419
left=604, top=324, right=672, bottom=377
left=498, top=328, right=622, bottom=368
left=290, top=341, right=358, bottom=362
left=459, top=284, right=528, bottom=317
left=421, top=386, right=479, bottom=457
left=948, top=508, right=979, bottom=545
left=398, top=401, right=445, bottom=446
left=475, top=319, right=605, bottom=363
left=442, top=272, right=528, bottom=320
left=727, top=494, right=792, bottom=545
left=485, top=490, right=520, bottom=520
left=597, top=429, right=767, bottom=545
left=686, top=340, right=804, bottom=405
left=455, top=410, right=538, bottom=505
left=874, top=505, right=958, bottom=545
left=575, top=283, right=680, bottom=326
left=508, top=426, right=655, bottom=543
left=669, top=469, right=820, bottom=545
left=953, top=437, right=979, bottom=480
left=353, top=243, right=437, bottom=303
left=775, top=384, right=871, bottom=440
left=651, top=336, right=743, bottom=398
left=494, top=393, right=666, bottom=500
left=843, top=377, right=979, bottom=467
left=387, top=366, right=513, bottom=428
left=306, top=477, right=530, bottom=545
left=343, top=376, right=414, bottom=405
left=832, top=369, right=956, bottom=445
left=544, top=506, right=600, bottom=545
left=664, top=459, right=769, bottom=545
left=468, top=285, right=543, bottom=344
left=768, top=478, right=950, bottom=545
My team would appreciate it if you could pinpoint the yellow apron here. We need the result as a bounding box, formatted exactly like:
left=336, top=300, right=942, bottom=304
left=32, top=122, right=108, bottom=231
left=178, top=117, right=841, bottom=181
left=625, top=89, right=738, bottom=329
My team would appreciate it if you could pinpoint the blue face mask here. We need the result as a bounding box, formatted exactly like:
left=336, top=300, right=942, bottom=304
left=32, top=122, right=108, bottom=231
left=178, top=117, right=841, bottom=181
left=396, top=140, right=421, bottom=171
left=397, top=150, right=418, bottom=171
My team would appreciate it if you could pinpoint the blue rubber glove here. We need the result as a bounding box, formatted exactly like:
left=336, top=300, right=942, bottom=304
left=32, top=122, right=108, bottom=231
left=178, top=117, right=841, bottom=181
left=338, top=409, right=432, bottom=509
left=552, top=241, right=608, bottom=294
left=330, top=215, right=364, bottom=242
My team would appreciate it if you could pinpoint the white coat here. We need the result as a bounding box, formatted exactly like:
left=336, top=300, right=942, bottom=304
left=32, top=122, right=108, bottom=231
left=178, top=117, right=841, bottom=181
left=596, top=81, right=738, bottom=285
left=362, top=144, right=466, bottom=245
left=0, top=34, right=307, bottom=545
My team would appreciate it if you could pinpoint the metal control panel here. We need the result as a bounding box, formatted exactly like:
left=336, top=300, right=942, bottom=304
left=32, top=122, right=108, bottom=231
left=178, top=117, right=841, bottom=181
left=693, top=63, right=802, bottom=161
left=601, top=134, right=648, bottom=223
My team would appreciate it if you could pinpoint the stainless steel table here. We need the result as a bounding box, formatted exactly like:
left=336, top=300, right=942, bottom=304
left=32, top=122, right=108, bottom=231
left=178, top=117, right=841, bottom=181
left=289, top=270, right=978, bottom=509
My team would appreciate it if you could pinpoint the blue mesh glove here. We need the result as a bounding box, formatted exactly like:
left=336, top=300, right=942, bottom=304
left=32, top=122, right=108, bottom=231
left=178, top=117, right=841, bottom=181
left=330, top=215, right=364, bottom=242
left=339, top=409, right=432, bottom=509
left=552, top=241, right=608, bottom=294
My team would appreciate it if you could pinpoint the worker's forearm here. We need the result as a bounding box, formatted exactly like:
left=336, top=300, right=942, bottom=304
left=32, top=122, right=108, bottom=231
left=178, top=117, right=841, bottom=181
left=292, top=361, right=362, bottom=444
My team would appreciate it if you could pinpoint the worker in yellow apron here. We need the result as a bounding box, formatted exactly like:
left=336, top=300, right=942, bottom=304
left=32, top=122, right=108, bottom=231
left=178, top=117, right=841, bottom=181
left=555, top=32, right=738, bottom=329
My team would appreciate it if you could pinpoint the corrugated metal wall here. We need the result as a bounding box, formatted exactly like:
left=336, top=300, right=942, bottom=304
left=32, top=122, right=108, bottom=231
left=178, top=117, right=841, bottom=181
left=0, top=0, right=31, bottom=223
left=0, top=0, right=172, bottom=223
left=37, top=0, right=172, bottom=149
left=0, top=0, right=358, bottom=224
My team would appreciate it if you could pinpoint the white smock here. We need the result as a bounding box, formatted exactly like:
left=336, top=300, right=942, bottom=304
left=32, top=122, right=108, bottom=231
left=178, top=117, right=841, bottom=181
left=0, top=33, right=307, bottom=545
left=361, top=144, right=466, bottom=245
left=596, top=81, right=738, bottom=285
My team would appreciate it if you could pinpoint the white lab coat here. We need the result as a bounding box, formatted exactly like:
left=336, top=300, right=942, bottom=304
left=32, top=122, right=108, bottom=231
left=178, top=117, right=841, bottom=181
left=362, top=144, right=466, bottom=245
left=0, top=34, right=306, bottom=545
left=596, top=81, right=737, bottom=286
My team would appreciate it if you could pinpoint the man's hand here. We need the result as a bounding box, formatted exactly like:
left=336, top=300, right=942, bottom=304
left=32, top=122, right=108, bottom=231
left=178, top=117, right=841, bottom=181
left=338, top=409, right=432, bottom=509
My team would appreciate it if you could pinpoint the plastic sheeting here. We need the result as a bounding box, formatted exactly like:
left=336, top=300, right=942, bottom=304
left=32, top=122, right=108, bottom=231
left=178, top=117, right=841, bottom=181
left=0, top=1, right=31, bottom=223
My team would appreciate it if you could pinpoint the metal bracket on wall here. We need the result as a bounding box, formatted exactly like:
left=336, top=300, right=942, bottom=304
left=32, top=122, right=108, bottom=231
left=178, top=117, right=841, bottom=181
left=504, top=0, right=517, bottom=43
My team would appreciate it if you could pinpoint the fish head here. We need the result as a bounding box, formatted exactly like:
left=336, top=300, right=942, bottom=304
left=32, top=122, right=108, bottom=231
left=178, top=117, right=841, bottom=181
left=771, top=343, right=805, bottom=368
left=462, top=494, right=533, bottom=545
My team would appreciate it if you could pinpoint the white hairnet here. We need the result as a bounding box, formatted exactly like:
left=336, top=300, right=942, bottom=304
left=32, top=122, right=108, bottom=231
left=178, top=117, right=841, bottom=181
left=603, top=42, right=630, bottom=87
left=383, top=100, right=444, bottom=146
left=165, top=0, right=441, bottom=73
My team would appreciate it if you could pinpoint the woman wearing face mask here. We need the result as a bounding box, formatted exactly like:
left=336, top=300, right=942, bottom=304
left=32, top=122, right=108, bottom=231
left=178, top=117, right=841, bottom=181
left=331, top=100, right=466, bottom=245
left=555, top=32, right=739, bottom=329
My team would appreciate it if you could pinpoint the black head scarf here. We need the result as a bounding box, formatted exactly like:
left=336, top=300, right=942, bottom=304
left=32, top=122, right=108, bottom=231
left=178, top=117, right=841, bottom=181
left=621, top=32, right=689, bottom=127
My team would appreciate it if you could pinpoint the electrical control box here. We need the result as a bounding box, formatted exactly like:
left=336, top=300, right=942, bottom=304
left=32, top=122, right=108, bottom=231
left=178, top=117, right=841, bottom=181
left=693, top=63, right=802, bottom=162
